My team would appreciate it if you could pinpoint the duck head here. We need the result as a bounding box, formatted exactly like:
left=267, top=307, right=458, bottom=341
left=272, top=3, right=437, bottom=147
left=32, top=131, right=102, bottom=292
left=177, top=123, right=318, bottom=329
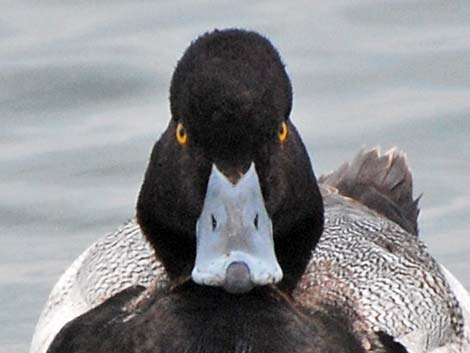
left=137, top=29, right=324, bottom=293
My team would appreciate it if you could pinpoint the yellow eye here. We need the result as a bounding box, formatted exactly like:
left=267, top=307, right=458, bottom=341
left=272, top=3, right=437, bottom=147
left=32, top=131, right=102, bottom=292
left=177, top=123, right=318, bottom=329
left=176, top=122, right=187, bottom=145
left=278, top=121, right=288, bottom=143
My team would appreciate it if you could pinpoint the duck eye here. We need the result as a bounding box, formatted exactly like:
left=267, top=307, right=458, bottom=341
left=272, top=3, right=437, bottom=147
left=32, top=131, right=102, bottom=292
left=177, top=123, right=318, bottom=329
left=278, top=121, right=288, bottom=143
left=176, top=122, right=188, bottom=145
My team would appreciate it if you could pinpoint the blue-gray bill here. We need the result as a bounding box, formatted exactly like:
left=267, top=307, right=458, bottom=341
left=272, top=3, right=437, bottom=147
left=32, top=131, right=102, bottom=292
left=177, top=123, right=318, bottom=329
left=191, top=164, right=283, bottom=294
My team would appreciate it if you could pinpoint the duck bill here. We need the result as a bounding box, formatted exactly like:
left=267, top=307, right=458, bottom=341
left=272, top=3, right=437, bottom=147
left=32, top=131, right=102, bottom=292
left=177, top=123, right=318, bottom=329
left=191, top=163, right=283, bottom=294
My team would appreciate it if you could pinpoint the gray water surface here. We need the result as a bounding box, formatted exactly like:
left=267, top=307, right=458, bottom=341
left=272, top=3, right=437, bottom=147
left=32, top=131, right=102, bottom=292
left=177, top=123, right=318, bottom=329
left=2, top=1, right=470, bottom=352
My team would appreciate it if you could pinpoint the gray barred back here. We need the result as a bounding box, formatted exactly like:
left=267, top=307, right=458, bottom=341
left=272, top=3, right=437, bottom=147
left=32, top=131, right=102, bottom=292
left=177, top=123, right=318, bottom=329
left=297, top=191, right=465, bottom=351
left=302, top=148, right=465, bottom=351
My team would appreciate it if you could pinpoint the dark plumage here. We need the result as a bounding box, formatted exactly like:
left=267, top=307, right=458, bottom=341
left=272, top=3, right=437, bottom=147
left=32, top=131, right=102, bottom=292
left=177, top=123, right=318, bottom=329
left=48, top=285, right=370, bottom=353
left=46, top=29, right=409, bottom=353
left=48, top=283, right=406, bottom=353
left=137, top=29, right=323, bottom=291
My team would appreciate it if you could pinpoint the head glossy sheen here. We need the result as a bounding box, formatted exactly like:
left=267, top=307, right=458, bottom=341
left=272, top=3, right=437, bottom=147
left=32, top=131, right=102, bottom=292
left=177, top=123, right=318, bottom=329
left=170, top=29, right=293, bottom=155
left=136, top=29, right=324, bottom=290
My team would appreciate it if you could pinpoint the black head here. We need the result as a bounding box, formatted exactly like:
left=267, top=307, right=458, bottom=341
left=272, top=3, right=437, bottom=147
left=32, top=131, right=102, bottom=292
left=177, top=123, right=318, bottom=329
left=170, top=28, right=293, bottom=162
left=137, top=29, right=323, bottom=292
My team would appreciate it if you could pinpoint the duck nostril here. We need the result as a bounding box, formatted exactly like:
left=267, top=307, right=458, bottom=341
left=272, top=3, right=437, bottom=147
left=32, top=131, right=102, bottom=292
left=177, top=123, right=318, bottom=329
left=211, top=214, right=217, bottom=231
left=254, top=213, right=259, bottom=230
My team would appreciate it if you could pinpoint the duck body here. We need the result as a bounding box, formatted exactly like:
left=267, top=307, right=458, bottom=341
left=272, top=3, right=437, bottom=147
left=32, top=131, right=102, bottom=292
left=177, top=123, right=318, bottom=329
left=37, top=171, right=469, bottom=353
left=36, top=149, right=470, bottom=353
left=31, top=29, right=470, bottom=353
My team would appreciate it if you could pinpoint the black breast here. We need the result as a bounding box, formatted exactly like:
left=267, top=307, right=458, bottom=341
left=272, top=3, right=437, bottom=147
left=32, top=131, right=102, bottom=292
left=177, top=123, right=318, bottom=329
left=47, top=284, right=375, bottom=353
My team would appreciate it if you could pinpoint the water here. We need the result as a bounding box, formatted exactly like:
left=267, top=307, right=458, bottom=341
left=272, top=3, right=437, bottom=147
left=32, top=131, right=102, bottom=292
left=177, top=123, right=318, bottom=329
left=1, top=1, right=470, bottom=352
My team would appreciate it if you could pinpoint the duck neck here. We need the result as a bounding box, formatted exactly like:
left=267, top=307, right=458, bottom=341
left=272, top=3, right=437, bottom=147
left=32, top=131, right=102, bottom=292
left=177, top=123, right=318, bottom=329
left=137, top=213, right=196, bottom=279
left=276, top=212, right=324, bottom=293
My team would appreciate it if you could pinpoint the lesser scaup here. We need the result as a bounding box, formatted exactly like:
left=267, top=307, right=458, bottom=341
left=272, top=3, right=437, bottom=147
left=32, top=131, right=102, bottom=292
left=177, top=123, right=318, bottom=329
left=31, top=29, right=469, bottom=353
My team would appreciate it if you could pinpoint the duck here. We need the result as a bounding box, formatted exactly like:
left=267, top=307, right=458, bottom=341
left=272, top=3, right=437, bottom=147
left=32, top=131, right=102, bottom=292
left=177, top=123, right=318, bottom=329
left=30, top=29, right=470, bottom=353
